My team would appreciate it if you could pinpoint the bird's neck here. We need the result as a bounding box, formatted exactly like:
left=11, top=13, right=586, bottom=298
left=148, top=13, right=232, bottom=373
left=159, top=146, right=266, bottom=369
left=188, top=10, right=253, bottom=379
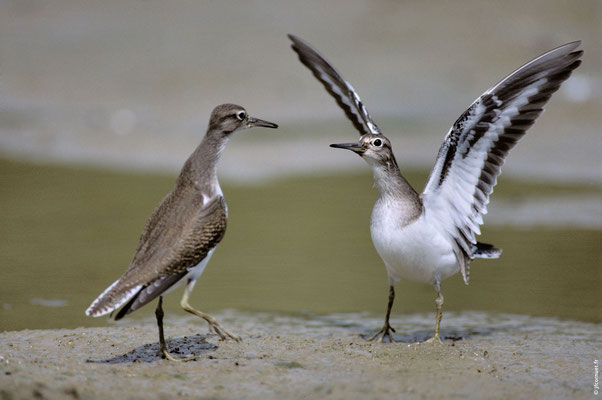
left=179, top=130, right=229, bottom=196
left=370, top=158, right=422, bottom=210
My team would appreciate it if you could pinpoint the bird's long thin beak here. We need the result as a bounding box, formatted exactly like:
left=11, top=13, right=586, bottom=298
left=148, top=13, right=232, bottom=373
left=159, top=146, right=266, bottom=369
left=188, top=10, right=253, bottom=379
left=330, top=142, right=365, bottom=154
left=248, top=117, right=278, bottom=129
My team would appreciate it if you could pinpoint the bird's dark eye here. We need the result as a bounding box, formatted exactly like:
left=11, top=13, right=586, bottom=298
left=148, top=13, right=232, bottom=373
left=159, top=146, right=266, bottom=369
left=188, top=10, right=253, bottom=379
left=373, top=139, right=383, bottom=147
left=236, top=111, right=246, bottom=121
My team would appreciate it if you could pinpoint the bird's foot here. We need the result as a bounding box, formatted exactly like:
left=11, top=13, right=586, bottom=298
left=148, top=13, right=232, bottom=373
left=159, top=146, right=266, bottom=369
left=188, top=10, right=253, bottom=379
left=366, top=323, right=396, bottom=343
left=158, top=346, right=195, bottom=362
left=423, top=334, right=444, bottom=345
left=180, top=303, right=241, bottom=342
left=210, top=322, right=241, bottom=342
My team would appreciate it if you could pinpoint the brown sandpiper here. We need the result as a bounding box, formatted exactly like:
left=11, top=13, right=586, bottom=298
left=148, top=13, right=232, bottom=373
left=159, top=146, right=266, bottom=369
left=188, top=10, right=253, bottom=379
left=86, top=104, right=278, bottom=360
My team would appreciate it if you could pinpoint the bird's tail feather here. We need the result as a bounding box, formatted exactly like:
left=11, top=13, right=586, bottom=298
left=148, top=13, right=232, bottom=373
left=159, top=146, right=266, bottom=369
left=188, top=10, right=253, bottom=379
left=85, top=279, right=143, bottom=318
left=114, top=271, right=187, bottom=320
left=472, top=242, right=502, bottom=259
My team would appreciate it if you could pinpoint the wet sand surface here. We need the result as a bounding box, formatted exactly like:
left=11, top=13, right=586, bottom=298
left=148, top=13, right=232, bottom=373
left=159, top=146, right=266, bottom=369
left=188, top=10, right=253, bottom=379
left=1, top=311, right=598, bottom=400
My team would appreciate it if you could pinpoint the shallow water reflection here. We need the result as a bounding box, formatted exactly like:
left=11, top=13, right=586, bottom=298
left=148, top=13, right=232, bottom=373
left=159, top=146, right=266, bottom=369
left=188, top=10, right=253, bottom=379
left=0, top=159, right=600, bottom=331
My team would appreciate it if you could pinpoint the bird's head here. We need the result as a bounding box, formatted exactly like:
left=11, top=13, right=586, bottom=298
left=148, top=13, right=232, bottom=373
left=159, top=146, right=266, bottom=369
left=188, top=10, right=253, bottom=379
left=208, top=104, right=278, bottom=136
left=330, top=134, right=396, bottom=167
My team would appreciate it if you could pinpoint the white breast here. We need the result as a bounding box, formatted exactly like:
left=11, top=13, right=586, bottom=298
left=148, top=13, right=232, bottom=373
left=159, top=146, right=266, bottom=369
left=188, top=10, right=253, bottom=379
left=162, top=247, right=217, bottom=295
left=370, top=202, right=458, bottom=285
left=186, top=247, right=216, bottom=281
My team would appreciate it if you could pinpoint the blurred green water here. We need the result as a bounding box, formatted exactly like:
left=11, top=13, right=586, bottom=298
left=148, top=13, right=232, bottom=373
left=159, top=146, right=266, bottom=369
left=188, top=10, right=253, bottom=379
left=0, top=158, right=600, bottom=331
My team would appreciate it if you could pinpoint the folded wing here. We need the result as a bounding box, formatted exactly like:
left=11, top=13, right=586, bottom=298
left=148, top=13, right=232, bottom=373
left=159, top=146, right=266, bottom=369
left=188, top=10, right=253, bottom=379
left=422, top=42, right=582, bottom=284
left=85, top=190, right=227, bottom=317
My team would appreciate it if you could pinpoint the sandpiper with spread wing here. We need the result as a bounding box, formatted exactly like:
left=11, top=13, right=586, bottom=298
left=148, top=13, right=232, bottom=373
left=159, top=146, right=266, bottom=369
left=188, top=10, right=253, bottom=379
left=86, top=104, right=277, bottom=359
left=289, top=34, right=582, bottom=343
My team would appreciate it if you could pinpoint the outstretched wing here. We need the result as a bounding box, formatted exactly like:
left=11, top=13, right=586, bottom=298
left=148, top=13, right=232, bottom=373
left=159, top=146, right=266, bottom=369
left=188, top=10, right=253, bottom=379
left=422, top=42, right=583, bottom=284
left=85, top=187, right=227, bottom=317
left=289, top=34, right=381, bottom=136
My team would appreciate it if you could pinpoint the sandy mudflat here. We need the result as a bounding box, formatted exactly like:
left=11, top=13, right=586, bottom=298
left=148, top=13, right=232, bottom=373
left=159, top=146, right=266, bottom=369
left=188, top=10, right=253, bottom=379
left=0, top=311, right=598, bottom=400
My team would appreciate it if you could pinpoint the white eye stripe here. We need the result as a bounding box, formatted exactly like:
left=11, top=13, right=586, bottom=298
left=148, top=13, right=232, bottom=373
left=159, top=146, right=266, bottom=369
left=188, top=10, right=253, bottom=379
left=236, top=111, right=246, bottom=121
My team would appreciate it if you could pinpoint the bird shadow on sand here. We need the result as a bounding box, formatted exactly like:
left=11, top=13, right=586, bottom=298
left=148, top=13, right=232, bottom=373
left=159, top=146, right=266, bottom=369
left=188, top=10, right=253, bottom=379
left=86, top=334, right=218, bottom=363
left=359, top=329, right=477, bottom=344
left=318, top=315, right=527, bottom=344
left=358, top=324, right=526, bottom=344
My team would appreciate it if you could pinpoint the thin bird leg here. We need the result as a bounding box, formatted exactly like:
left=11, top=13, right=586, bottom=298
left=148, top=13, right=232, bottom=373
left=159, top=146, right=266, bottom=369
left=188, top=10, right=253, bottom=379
left=183, top=280, right=217, bottom=334
left=180, top=281, right=241, bottom=342
left=425, top=283, right=444, bottom=344
left=367, top=285, right=396, bottom=342
left=155, top=296, right=192, bottom=361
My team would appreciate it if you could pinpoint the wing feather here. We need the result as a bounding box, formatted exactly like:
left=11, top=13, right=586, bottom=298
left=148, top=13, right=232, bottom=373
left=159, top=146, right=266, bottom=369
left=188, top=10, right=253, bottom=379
left=288, top=34, right=381, bottom=136
left=422, top=42, right=582, bottom=284
left=86, top=187, right=227, bottom=317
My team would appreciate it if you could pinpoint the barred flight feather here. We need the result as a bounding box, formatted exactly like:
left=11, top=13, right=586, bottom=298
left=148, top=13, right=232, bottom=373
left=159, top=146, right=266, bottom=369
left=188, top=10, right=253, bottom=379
left=423, top=41, right=582, bottom=284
